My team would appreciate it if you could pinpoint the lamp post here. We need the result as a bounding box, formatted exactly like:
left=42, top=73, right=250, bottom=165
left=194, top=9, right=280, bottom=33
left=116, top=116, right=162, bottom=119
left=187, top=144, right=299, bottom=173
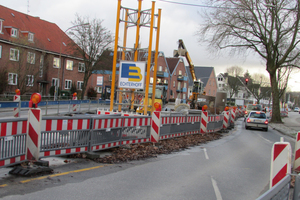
left=55, top=23, right=89, bottom=101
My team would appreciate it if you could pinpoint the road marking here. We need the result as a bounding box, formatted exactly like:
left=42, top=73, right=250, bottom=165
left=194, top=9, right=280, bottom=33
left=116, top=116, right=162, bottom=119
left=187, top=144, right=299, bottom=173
left=203, top=148, right=209, bottom=159
left=211, top=177, right=223, bottom=200
left=257, top=133, right=272, bottom=143
left=18, top=164, right=110, bottom=184
left=0, top=184, right=8, bottom=188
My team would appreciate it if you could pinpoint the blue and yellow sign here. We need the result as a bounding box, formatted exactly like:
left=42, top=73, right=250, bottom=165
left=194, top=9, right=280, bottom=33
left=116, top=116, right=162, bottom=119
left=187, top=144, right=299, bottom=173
left=119, top=61, right=145, bottom=89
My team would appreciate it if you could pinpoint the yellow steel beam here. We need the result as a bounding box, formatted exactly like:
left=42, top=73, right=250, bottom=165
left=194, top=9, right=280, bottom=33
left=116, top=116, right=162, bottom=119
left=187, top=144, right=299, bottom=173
left=151, top=8, right=162, bottom=113
left=110, top=0, right=121, bottom=111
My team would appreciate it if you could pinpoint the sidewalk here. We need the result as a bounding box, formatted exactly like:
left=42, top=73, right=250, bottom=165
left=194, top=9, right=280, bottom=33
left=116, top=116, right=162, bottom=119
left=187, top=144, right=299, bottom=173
left=269, top=120, right=298, bottom=138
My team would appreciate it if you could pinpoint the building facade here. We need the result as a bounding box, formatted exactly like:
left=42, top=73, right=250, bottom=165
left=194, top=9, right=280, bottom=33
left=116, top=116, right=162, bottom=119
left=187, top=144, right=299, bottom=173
left=0, top=5, right=85, bottom=98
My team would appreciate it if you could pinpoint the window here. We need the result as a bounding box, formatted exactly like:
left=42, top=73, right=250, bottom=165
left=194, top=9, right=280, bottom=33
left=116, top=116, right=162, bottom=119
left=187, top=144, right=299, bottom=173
left=78, top=62, right=85, bottom=72
left=150, top=77, right=153, bottom=84
left=0, top=20, right=3, bottom=33
left=0, top=45, right=2, bottom=59
left=158, top=66, right=162, bottom=71
left=66, top=60, right=73, bottom=70
left=183, top=94, right=186, bottom=99
left=164, top=79, right=168, bottom=85
left=173, top=81, right=175, bottom=87
left=77, top=81, right=83, bottom=90
left=53, top=57, right=60, bottom=68
left=11, top=28, right=18, bottom=37
left=109, top=75, right=112, bottom=81
left=165, top=68, right=168, bottom=72
left=179, top=70, right=182, bottom=75
left=177, top=82, right=181, bottom=90
left=96, top=86, right=102, bottom=93
left=157, top=78, right=161, bottom=84
left=28, top=33, right=34, bottom=42
left=52, top=78, right=59, bottom=87
left=184, top=82, right=187, bottom=88
left=27, top=52, right=35, bottom=64
left=10, top=48, right=19, bottom=61
left=26, top=75, right=34, bottom=86
left=65, top=79, right=72, bottom=89
left=8, top=73, right=17, bottom=85
left=39, top=55, right=44, bottom=77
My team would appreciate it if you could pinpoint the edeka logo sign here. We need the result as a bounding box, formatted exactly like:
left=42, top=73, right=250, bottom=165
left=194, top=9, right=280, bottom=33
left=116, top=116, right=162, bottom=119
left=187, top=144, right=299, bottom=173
left=119, top=61, right=145, bottom=89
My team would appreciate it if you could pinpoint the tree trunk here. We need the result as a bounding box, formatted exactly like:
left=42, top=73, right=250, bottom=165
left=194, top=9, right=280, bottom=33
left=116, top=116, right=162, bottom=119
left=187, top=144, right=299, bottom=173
left=270, top=71, right=282, bottom=123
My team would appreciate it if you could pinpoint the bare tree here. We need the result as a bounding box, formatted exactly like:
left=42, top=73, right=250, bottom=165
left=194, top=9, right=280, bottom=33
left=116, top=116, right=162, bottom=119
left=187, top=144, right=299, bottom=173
left=225, top=66, right=244, bottom=104
left=68, top=14, right=114, bottom=99
left=199, top=0, right=300, bottom=123
left=247, top=73, right=271, bottom=104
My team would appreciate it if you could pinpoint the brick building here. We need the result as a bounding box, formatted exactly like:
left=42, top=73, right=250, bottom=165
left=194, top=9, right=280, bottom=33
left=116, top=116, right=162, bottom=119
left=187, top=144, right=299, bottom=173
left=194, top=66, right=218, bottom=97
left=0, top=5, right=85, bottom=97
left=166, top=57, right=189, bottom=102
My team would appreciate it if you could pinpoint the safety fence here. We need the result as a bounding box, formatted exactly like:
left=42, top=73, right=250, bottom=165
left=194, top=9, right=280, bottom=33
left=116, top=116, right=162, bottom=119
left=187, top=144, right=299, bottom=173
left=255, top=132, right=300, bottom=199
left=0, top=108, right=242, bottom=168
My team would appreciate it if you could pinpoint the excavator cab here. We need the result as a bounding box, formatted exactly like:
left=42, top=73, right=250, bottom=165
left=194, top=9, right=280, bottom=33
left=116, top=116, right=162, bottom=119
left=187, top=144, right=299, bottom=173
left=193, top=81, right=202, bottom=93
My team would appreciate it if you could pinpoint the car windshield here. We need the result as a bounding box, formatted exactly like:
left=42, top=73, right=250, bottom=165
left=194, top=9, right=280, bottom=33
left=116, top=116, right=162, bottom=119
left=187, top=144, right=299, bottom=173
left=249, top=112, right=266, bottom=119
left=247, top=105, right=262, bottom=110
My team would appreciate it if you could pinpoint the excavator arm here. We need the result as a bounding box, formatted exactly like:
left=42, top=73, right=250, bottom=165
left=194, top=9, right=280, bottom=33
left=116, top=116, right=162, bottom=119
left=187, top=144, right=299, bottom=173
left=173, top=39, right=203, bottom=109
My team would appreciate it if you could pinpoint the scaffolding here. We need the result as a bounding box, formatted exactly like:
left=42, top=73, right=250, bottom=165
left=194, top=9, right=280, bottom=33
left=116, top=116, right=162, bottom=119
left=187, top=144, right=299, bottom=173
left=109, top=0, right=162, bottom=115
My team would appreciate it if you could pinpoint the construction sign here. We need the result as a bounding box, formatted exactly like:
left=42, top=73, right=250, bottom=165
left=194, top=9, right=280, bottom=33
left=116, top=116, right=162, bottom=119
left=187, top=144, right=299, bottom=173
left=119, top=61, right=145, bottom=89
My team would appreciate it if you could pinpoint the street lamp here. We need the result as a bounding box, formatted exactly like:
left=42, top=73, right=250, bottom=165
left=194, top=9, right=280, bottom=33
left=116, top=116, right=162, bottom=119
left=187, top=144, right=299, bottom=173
left=55, top=23, right=89, bottom=101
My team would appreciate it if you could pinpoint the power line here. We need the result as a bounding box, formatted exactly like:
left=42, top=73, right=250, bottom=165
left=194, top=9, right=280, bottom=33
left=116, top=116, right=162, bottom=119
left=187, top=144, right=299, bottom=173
left=158, top=0, right=295, bottom=11
left=157, top=0, right=236, bottom=9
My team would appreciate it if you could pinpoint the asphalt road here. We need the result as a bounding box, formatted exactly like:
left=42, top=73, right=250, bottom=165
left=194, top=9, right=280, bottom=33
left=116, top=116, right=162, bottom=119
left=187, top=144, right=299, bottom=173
left=0, top=117, right=295, bottom=200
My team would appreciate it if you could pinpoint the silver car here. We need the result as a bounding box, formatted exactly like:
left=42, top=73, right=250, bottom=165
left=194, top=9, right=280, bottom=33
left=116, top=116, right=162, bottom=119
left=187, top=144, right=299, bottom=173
left=245, top=111, right=268, bottom=131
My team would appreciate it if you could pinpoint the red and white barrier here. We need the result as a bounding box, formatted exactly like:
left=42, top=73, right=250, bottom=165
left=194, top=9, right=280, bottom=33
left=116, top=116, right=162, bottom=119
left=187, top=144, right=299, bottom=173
left=294, top=132, right=300, bottom=171
left=161, top=116, right=185, bottom=124
left=0, top=120, right=27, bottom=136
left=13, top=95, right=20, bottom=117
left=97, top=109, right=120, bottom=115
left=223, top=111, right=230, bottom=129
left=0, top=120, right=27, bottom=167
left=230, top=109, right=236, bottom=124
left=42, top=118, right=90, bottom=131
left=150, top=111, right=161, bottom=143
left=26, top=108, right=42, bottom=161
left=123, top=117, right=151, bottom=127
left=72, top=96, right=77, bottom=112
left=270, top=138, right=292, bottom=188
left=186, top=116, right=201, bottom=123
left=93, top=118, right=122, bottom=130
left=200, top=111, right=208, bottom=134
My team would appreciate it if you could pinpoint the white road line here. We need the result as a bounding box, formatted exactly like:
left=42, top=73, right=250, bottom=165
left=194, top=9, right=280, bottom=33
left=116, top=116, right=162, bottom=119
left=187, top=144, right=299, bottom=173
left=203, top=148, right=209, bottom=159
left=257, top=133, right=272, bottom=143
left=211, top=177, right=223, bottom=200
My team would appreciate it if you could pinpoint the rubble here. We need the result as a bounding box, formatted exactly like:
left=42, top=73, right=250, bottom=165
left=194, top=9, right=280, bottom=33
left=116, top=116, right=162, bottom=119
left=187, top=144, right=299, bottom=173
left=92, top=133, right=222, bottom=164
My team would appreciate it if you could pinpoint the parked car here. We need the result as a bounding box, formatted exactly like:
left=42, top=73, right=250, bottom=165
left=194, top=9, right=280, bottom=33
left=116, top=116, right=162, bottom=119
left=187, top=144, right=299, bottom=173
left=245, top=111, right=268, bottom=131
left=294, top=107, right=299, bottom=112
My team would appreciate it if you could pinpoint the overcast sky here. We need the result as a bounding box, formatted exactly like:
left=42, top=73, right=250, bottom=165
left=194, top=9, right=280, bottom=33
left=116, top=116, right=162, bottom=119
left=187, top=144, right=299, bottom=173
left=1, top=0, right=299, bottom=91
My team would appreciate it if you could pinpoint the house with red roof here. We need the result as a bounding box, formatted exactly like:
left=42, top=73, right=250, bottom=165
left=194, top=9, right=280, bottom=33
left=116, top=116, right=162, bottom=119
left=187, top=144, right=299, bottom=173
left=166, top=57, right=189, bottom=102
left=0, top=5, right=85, bottom=97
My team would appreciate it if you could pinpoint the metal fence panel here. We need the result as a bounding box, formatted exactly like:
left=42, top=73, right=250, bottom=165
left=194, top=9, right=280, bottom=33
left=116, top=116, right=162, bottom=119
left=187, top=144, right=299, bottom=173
left=256, top=175, right=291, bottom=200
left=0, top=118, right=28, bottom=167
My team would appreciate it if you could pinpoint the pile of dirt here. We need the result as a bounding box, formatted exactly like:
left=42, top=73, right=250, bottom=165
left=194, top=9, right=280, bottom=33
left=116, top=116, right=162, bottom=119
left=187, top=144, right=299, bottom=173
left=93, top=133, right=222, bottom=164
